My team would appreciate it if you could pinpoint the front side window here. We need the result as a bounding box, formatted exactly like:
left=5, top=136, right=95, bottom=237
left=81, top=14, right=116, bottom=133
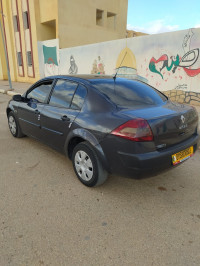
left=49, top=80, right=78, bottom=108
left=27, top=81, right=53, bottom=103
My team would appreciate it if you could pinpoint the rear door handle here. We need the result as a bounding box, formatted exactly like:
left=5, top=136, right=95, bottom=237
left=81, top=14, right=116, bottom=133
left=61, top=115, right=70, bottom=122
left=35, top=109, right=40, bottom=114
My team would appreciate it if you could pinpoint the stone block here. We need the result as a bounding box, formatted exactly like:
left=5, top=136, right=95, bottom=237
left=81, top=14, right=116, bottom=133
left=171, top=89, right=177, bottom=93
left=170, top=92, right=177, bottom=97
left=189, top=100, right=200, bottom=106
left=179, top=95, right=186, bottom=100
left=163, top=91, right=169, bottom=96
left=177, top=90, right=184, bottom=96
left=185, top=96, right=191, bottom=103
left=170, top=96, right=176, bottom=101
left=177, top=98, right=184, bottom=103
left=188, top=92, right=197, bottom=97
left=191, top=96, right=200, bottom=102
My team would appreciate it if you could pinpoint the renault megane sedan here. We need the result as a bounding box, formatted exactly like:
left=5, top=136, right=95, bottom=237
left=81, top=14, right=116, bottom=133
left=7, top=75, right=200, bottom=187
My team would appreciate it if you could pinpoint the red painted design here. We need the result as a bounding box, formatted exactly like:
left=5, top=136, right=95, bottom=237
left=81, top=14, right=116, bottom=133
left=150, top=55, right=168, bottom=63
left=183, top=67, right=200, bottom=77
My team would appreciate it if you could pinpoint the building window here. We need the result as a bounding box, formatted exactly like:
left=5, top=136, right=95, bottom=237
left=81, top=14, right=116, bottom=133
left=13, top=15, right=19, bottom=32
left=12, top=0, right=25, bottom=77
left=21, top=0, right=35, bottom=77
left=27, top=51, right=32, bottom=66
left=23, top=11, right=29, bottom=30
left=96, top=9, right=104, bottom=26
left=107, top=12, right=116, bottom=30
left=17, top=52, right=22, bottom=66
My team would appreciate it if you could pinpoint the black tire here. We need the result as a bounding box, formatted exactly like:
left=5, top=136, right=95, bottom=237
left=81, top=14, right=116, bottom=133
left=72, top=141, right=108, bottom=187
left=8, top=111, right=25, bottom=138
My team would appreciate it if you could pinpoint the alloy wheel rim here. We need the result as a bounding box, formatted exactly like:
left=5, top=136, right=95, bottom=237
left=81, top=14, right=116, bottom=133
left=74, top=150, right=93, bottom=181
left=9, top=116, right=17, bottom=135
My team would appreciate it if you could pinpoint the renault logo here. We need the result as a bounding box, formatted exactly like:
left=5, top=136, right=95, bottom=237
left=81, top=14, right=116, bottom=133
left=181, top=115, right=185, bottom=123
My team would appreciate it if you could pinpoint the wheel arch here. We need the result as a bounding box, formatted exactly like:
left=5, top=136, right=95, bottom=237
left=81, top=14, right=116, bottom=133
left=65, top=128, right=110, bottom=172
left=6, top=107, right=13, bottom=117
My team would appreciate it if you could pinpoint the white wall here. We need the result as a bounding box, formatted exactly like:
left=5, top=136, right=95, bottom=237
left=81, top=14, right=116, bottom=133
left=38, top=28, right=200, bottom=104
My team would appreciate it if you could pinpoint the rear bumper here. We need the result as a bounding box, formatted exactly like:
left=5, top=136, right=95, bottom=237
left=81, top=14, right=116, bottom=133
left=100, top=134, right=200, bottom=178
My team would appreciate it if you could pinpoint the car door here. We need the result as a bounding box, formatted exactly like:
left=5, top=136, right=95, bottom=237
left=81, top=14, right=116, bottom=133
left=17, top=80, right=54, bottom=139
left=40, top=79, right=87, bottom=150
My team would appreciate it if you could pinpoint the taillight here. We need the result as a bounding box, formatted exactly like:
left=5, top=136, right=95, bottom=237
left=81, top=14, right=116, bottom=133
left=111, top=118, right=153, bottom=142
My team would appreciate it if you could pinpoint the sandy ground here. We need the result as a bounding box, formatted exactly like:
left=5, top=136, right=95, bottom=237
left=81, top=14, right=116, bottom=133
left=0, top=93, right=200, bottom=266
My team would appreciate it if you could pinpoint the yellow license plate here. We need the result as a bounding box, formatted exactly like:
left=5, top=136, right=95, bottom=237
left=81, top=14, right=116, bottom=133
left=172, top=146, right=194, bottom=165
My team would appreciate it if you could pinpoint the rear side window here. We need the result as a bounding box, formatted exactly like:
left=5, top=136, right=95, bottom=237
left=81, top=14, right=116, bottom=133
left=27, top=81, right=53, bottom=103
left=49, top=79, right=78, bottom=108
left=71, top=85, right=87, bottom=110
left=91, top=79, right=167, bottom=108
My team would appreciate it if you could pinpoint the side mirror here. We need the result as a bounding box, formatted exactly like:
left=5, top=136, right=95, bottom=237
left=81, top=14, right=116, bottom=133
left=12, top=94, right=23, bottom=102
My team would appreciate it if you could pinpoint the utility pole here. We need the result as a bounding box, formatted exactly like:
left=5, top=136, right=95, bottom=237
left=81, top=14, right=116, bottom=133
left=0, top=11, right=13, bottom=90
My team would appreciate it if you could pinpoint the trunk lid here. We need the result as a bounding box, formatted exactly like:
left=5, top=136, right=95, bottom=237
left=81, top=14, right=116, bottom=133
left=119, top=101, right=198, bottom=149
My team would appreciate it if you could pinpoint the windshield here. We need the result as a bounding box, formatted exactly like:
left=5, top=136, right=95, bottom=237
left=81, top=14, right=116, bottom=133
left=91, top=79, right=167, bottom=108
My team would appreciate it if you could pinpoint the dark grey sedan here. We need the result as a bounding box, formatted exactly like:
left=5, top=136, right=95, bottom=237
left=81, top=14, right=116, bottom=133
left=6, top=75, right=200, bottom=187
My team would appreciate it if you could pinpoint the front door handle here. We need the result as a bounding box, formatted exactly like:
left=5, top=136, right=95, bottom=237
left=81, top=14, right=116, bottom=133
left=35, top=109, right=40, bottom=114
left=61, top=115, right=70, bottom=122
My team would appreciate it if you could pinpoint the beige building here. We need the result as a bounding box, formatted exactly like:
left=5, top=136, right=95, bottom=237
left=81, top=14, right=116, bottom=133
left=36, top=0, right=128, bottom=48
left=57, top=0, right=128, bottom=48
left=0, top=0, right=40, bottom=83
left=0, top=0, right=128, bottom=83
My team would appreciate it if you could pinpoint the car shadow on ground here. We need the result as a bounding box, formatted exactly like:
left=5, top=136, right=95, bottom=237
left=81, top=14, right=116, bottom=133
left=11, top=133, right=199, bottom=208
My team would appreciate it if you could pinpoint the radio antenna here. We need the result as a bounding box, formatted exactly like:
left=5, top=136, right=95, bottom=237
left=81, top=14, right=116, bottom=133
left=113, top=51, right=127, bottom=81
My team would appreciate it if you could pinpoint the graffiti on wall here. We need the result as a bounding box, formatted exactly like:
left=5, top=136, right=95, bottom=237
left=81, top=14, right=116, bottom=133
left=149, top=29, right=200, bottom=79
left=115, top=47, right=137, bottom=78
left=115, top=47, right=148, bottom=82
left=38, top=28, right=200, bottom=105
left=91, top=56, right=105, bottom=74
left=174, top=84, right=188, bottom=90
left=43, top=45, right=59, bottom=76
left=68, top=55, right=78, bottom=74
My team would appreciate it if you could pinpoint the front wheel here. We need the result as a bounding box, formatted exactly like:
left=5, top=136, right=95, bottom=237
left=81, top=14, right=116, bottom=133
left=72, top=141, right=108, bottom=187
left=8, top=111, right=25, bottom=138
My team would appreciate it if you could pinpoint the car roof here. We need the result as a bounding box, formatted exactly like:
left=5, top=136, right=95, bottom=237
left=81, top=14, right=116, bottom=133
left=43, top=74, right=114, bottom=82
left=41, top=75, right=139, bottom=88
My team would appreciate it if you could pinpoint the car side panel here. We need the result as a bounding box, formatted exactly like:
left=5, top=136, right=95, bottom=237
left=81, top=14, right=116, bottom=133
left=17, top=101, right=44, bottom=139
left=40, top=105, right=79, bottom=150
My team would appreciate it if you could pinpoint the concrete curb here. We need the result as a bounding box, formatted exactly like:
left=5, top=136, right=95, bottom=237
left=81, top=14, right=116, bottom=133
left=6, top=90, right=21, bottom=96
left=0, top=89, right=7, bottom=94
left=0, top=89, right=22, bottom=96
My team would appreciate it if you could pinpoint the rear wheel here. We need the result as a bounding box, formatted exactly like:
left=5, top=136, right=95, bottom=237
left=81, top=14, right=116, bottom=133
left=8, top=111, right=25, bottom=138
left=72, top=141, right=108, bottom=187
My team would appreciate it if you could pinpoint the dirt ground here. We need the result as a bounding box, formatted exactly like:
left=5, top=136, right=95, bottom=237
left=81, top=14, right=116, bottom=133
left=0, top=93, right=200, bottom=266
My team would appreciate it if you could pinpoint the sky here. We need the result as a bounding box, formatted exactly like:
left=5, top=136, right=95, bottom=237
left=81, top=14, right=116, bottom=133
left=127, top=0, right=200, bottom=34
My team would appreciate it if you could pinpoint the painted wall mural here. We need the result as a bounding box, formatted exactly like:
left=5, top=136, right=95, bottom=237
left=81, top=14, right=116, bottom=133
left=91, top=56, right=105, bottom=74
left=149, top=29, right=200, bottom=80
left=37, top=39, right=59, bottom=78
left=115, top=47, right=147, bottom=83
left=43, top=45, right=59, bottom=76
left=38, top=28, right=200, bottom=105
left=68, top=55, right=78, bottom=74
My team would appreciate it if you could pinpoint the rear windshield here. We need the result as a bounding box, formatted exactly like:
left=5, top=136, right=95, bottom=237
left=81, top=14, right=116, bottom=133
left=91, top=79, right=167, bottom=108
